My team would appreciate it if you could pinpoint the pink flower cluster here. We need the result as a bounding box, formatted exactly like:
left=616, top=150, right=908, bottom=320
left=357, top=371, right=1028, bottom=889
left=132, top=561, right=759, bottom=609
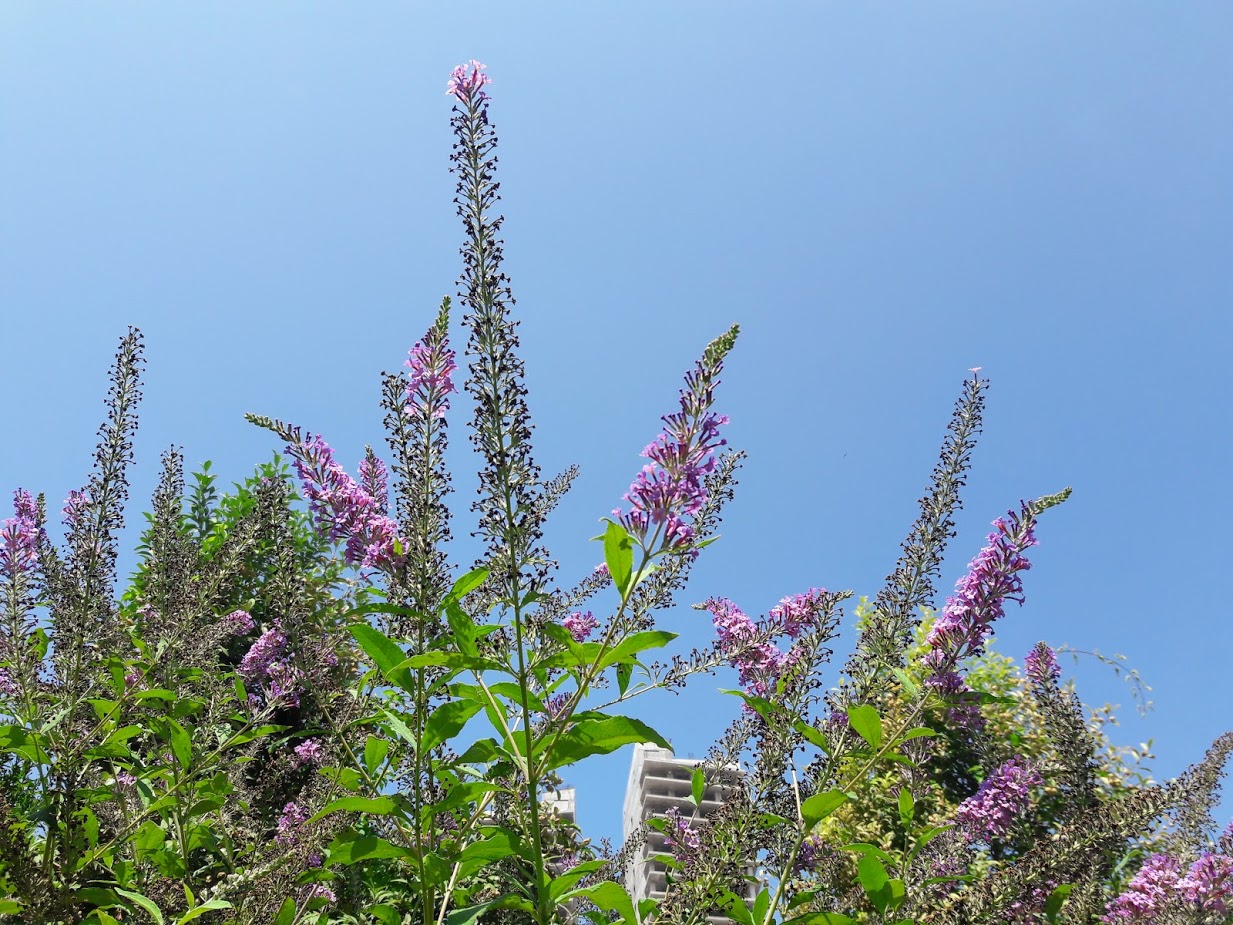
left=1102, top=851, right=1233, bottom=922
left=663, top=806, right=701, bottom=856
left=293, top=738, right=325, bottom=768
left=284, top=433, right=406, bottom=572
left=954, top=757, right=1041, bottom=842
left=925, top=508, right=1038, bottom=671
left=238, top=623, right=303, bottom=708
left=615, top=361, right=729, bottom=553
left=446, top=60, right=491, bottom=103
left=1, top=489, right=40, bottom=580
left=706, top=589, right=829, bottom=701
left=404, top=332, right=457, bottom=420
left=61, top=489, right=90, bottom=530
left=276, top=801, right=310, bottom=846
left=1024, top=642, right=1061, bottom=685
left=221, top=609, right=255, bottom=636
left=562, top=610, right=598, bottom=643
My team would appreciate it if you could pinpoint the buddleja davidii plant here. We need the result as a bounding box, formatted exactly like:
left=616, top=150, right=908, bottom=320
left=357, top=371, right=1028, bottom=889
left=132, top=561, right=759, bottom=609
left=243, top=62, right=746, bottom=925
left=0, top=332, right=300, bottom=924
left=643, top=374, right=1076, bottom=925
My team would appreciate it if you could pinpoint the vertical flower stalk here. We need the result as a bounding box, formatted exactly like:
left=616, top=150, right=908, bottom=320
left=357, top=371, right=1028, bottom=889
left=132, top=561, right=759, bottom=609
left=449, top=59, right=558, bottom=922
left=383, top=297, right=457, bottom=617
left=614, top=325, right=738, bottom=556
left=1, top=489, right=42, bottom=700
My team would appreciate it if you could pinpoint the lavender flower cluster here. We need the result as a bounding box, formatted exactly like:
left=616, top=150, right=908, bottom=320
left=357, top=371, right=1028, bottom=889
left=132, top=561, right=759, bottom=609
left=1102, top=849, right=1233, bottom=922
left=615, top=349, right=731, bottom=554
left=706, top=588, right=829, bottom=701
left=1, top=489, right=39, bottom=581
left=925, top=507, right=1038, bottom=670
left=238, top=622, right=303, bottom=708
left=953, top=756, right=1042, bottom=843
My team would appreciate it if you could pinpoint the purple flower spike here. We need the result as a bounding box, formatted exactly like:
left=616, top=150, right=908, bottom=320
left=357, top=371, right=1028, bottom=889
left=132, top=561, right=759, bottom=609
left=276, top=801, right=311, bottom=846
left=283, top=432, right=407, bottom=572
left=954, top=757, right=1041, bottom=842
left=1, top=489, right=40, bottom=580
left=925, top=505, right=1039, bottom=671
left=222, top=609, right=256, bottom=636
left=614, top=328, right=737, bottom=555
left=1102, top=854, right=1183, bottom=923
left=293, top=738, right=325, bottom=768
left=1177, top=852, right=1233, bottom=915
left=404, top=326, right=457, bottom=421
left=447, top=60, right=491, bottom=103
left=1024, top=642, right=1062, bottom=685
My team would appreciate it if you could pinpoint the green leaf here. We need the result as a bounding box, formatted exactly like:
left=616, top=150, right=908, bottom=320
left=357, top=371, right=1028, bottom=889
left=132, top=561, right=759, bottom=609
left=86, top=913, right=122, bottom=925
left=445, top=567, right=489, bottom=603
left=539, top=715, right=669, bottom=772
left=898, top=788, right=915, bottom=829
left=547, top=859, right=607, bottom=902
left=598, top=630, right=678, bottom=670
left=1044, top=883, right=1075, bottom=922
left=367, top=905, right=401, bottom=925
left=784, top=915, right=857, bottom=925
left=364, top=735, right=390, bottom=775
left=115, top=888, right=165, bottom=925
left=846, top=704, right=883, bottom=750
left=801, top=789, right=848, bottom=829
left=0, top=900, right=24, bottom=915
left=167, top=719, right=192, bottom=770
left=577, top=882, right=638, bottom=925
left=793, top=719, right=831, bottom=754
left=309, top=795, right=398, bottom=824
left=174, top=900, right=233, bottom=924
left=444, top=600, right=478, bottom=658
left=272, top=897, right=296, bottom=925
left=603, top=521, right=634, bottom=596
left=444, top=896, right=534, bottom=925
left=891, top=667, right=919, bottom=697
left=325, top=829, right=415, bottom=865
left=752, top=886, right=771, bottom=923
left=422, top=699, right=484, bottom=753
left=721, top=688, right=781, bottom=722
left=720, top=890, right=755, bottom=925
left=350, top=623, right=412, bottom=690
left=857, top=855, right=892, bottom=913
left=691, top=767, right=706, bottom=806
left=616, top=661, right=633, bottom=697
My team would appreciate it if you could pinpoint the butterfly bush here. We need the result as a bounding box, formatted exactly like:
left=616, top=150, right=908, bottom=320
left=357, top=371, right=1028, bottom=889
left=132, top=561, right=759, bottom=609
left=3, top=57, right=1233, bottom=925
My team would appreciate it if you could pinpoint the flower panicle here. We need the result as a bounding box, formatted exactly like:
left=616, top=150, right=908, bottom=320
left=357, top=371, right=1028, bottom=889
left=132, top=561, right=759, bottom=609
left=404, top=298, right=457, bottom=421
left=615, top=325, right=739, bottom=555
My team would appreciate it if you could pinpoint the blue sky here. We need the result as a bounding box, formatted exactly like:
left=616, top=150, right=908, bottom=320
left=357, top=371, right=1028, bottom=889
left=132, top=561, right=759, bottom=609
left=3, top=3, right=1230, bottom=849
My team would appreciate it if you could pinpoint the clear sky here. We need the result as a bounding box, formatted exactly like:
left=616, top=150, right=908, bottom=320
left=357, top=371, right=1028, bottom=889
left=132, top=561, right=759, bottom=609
left=3, top=3, right=1231, bottom=849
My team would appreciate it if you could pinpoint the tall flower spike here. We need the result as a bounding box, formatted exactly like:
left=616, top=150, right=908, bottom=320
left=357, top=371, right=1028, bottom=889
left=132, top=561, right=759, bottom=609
left=381, top=297, right=456, bottom=621
left=451, top=61, right=552, bottom=599
left=923, top=501, right=1042, bottom=674
left=615, top=325, right=738, bottom=555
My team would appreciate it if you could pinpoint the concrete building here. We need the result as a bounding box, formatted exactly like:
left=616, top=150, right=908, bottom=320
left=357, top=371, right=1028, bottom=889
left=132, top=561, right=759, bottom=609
left=621, top=744, right=755, bottom=916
